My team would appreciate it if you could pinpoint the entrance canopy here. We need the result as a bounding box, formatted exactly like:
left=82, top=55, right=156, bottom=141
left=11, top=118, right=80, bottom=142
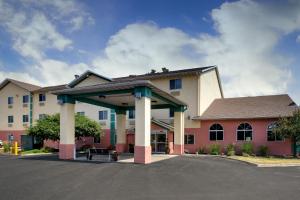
left=52, top=80, right=187, bottom=164
left=53, top=80, right=187, bottom=111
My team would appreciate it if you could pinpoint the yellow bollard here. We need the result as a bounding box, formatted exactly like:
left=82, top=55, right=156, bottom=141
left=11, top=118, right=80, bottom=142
left=14, top=141, right=18, bottom=155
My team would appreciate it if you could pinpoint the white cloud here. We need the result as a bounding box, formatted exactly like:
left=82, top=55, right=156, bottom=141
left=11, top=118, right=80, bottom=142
left=93, top=0, right=300, bottom=100
left=0, top=1, right=72, bottom=60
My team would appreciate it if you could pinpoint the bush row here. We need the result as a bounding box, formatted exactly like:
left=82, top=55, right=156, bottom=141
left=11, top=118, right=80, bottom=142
left=197, top=143, right=269, bottom=157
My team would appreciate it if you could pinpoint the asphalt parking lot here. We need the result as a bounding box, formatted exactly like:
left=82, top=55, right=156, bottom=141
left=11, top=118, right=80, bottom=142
left=0, top=155, right=299, bottom=200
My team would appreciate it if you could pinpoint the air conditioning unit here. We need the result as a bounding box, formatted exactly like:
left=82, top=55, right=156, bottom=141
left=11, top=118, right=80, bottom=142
left=8, top=105, right=13, bottom=109
left=99, top=121, right=107, bottom=126
left=8, top=124, right=13, bottom=127
left=23, top=123, right=28, bottom=127
left=170, top=91, right=180, bottom=96
left=39, top=102, right=45, bottom=106
left=129, top=120, right=135, bottom=126
left=23, top=103, right=28, bottom=108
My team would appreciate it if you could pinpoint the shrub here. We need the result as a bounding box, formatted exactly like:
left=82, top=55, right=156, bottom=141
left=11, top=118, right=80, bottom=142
left=258, top=145, right=269, bottom=157
left=210, top=144, right=221, bottom=155
left=241, top=142, right=253, bottom=156
left=3, top=143, right=11, bottom=153
left=198, top=147, right=206, bottom=154
left=226, top=143, right=235, bottom=156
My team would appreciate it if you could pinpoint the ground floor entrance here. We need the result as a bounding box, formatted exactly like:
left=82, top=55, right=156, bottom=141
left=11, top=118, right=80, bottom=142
left=151, top=131, right=167, bottom=153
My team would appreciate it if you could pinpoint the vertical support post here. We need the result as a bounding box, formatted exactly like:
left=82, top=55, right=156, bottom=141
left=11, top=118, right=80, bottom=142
left=134, top=90, right=152, bottom=164
left=59, top=96, right=75, bottom=160
left=110, top=109, right=116, bottom=146
left=116, top=110, right=126, bottom=153
left=174, top=111, right=184, bottom=155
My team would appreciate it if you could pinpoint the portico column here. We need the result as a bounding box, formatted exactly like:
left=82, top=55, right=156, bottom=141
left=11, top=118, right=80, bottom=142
left=58, top=95, right=75, bottom=160
left=116, top=110, right=126, bottom=153
left=134, top=87, right=152, bottom=164
left=174, top=110, right=184, bottom=155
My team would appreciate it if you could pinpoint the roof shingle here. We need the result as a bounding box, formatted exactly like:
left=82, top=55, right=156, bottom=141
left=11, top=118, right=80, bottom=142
left=197, top=94, right=298, bottom=120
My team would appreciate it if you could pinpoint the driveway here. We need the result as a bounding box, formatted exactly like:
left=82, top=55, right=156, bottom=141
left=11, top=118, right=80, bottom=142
left=0, top=155, right=299, bottom=200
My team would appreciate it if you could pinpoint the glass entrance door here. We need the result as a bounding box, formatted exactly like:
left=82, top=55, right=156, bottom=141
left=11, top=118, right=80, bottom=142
left=151, top=131, right=167, bottom=153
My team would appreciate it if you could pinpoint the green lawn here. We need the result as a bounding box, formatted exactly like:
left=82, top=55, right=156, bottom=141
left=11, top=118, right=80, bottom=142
left=228, top=156, right=300, bottom=165
left=21, top=149, right=51, bottom=155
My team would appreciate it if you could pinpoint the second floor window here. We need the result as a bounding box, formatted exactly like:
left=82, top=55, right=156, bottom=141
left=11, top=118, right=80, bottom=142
left=99, top=110, right=108, bottom=120
left=39, top=94, right=46, bottom=102
left=169, top=108, right=174, bottom=118
left=128, top=110, right=135, bottom=119
left=23, top=95, right=29, bottom=103
left=23, top=115, right=29, bottom=123
left=8, top=97, right=13, bottom=105
left=8, top=116, right=14, bottom=123
left=169, top=79, right=182, bottom=90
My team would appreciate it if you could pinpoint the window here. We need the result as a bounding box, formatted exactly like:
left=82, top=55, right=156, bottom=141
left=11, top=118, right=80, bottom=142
left=39, top=93, right=46, bottom=102
left=77, top=112, right=85, bottom=116
left=8, top=96, right=13, bottom=105
left=237, top=123, right=253, bottom=141
left=23, top=95, right=29, bottom=103
left=128, top=110, right=135, bottom=119
left=23, top=115, right=29, bottom=123
left=209, top=124, right=224, bottom=141
left=169, top=108, right=174, bottom=118
left=184, top=134, right=195, bottom=144
left=39, top=114, right=47, bottom=120
left=8, top=116, right=14, bottom=123
left=99, top=110, right=108, bottom=120
left=169, top=79, right=182, bottom=90
left=267, top=123, right=283, bottom=141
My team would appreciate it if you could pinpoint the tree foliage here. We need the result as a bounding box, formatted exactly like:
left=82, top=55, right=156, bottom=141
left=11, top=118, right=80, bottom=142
left=27, top=113, right=102, bottom=141
left=274, top=109, right=300, bottom=141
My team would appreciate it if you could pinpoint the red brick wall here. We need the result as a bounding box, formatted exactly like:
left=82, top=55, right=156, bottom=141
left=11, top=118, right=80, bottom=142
left=184, top=119, right=292, bottom=156
left=0, top=130, right=25, bottom=144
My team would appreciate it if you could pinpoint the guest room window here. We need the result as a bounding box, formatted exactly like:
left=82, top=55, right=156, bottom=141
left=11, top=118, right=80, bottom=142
left=169, top=79, right=182, bottom=90
left=184, top=134, right=195, bottom=144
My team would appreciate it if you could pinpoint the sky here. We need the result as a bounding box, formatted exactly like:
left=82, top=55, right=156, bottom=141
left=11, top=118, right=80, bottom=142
left=0, top=0, right=299, bottom=104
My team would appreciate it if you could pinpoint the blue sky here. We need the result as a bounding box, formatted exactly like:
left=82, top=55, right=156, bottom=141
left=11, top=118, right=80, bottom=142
left=0, top=0, right=299, bottom=104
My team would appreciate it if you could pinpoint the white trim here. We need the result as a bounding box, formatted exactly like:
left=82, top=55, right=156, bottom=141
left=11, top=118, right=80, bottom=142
left=184, top=133, right=195, bottom=145
left=209, top=123, right=224, bottom=141
left=236, top=122, right=253, bottom=141
left=266, top=121, right=284, bottom=142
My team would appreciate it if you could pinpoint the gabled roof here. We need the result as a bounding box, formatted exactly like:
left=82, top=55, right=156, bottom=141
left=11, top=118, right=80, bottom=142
left=34, top=84, right=67, bottom=92
left=152, top=118, right=174, bottom=131
left=196, top=94, right=298, bottom=120
left=68, top=70, right=112, bottom=88
left=0, top=78, right=41, bottom=92
left=113, top=66, right=216, bottom=81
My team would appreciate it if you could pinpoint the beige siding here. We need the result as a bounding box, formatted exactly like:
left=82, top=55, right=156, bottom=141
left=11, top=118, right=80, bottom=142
left=199, top=69, right=222, bottom=115
left=0, top=83, right=30, bottom=130
left=150, top=75, right=200, bottom=128
left=74, top=75, right=110, bottom=88
left=75, top=102, right=111, bottom=129
left=32, top=92, right=60, bottom=122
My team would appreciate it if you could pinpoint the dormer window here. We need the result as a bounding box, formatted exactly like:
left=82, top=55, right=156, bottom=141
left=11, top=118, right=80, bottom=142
left=170, top=79, right=182, bottom=90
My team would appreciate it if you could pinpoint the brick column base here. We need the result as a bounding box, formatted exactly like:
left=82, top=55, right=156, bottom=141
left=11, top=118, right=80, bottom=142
left=116, top=143, right=126, bottom=153
left=134, top=146, right=151, bottom=164
left=173, top=144, right=184, bottom=155
left=59, top=144, right=75, bottom=160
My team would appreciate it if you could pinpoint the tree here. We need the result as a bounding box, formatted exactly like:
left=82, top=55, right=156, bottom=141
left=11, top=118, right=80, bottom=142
left=27, top=113, right=102, bottom=141
left=274, top=109, right=300, bottom=156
